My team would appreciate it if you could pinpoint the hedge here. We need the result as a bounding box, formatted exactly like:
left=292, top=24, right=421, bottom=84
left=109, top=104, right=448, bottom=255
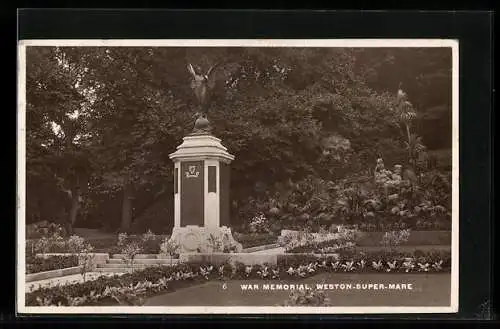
left=26, top=255, right=79, bottom=274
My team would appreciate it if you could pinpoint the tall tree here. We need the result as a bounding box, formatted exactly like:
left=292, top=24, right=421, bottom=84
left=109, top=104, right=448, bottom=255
left=26, top=46, right=93, bottom=233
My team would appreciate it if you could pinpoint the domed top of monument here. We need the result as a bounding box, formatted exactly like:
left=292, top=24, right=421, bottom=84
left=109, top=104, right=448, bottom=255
left=169, top=130, right=235, bottom=164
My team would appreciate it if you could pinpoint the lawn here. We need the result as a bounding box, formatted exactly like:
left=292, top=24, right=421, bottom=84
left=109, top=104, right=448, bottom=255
left=145, top=272, right=451, bottom=307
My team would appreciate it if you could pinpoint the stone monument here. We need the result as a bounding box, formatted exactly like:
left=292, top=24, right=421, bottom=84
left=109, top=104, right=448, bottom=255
left=166, top=62, right=242, bottom=253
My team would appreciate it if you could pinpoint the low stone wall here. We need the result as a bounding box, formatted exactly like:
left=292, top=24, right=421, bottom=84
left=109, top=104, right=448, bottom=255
left=26, top=266, right=82, bottom=282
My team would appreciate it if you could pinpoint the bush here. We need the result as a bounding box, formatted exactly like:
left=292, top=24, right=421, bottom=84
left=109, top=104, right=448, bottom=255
left=26, top=221, right=67, bottom=240
left=236, top=158, right=452, bottom=235
left=85, top=237, right=119, bottom=253
left=116, top=233, right=142, bottom=268
left=280, top=226, right=362, bottom=253
left=86, top=232, right=165, bottom=254
left=140, top=230, right=164, bottom=254
left=26, top=255, right=79, bottom=274
left=380, top=229, right=411, bottom=249
left=283, top=289, right=330, bottom=306
left=233, top=232, right=278, bottom=248
left=159, top=238, right=180, bottom=262
left=27, top=233, right=94, bottom=255
left=248, top=213, right=271, bottom=234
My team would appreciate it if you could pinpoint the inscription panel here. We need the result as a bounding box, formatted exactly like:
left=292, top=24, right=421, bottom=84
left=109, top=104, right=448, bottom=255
left=180, top=161, right=204, bottom=227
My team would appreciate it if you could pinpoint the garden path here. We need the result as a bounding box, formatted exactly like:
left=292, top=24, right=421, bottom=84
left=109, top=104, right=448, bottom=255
left=145, top=273, right=451, bottom=307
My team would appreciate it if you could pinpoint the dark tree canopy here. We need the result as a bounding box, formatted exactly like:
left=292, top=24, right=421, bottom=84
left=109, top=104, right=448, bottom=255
left=25, top=46, right=453, bottom=232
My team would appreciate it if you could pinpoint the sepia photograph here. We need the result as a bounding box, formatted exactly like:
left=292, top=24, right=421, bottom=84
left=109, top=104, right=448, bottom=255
left=17, top=39, right=458, bottom=314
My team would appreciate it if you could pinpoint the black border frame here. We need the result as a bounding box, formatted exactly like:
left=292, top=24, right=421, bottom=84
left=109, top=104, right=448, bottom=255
left=11, top=9, right=494, bottom=322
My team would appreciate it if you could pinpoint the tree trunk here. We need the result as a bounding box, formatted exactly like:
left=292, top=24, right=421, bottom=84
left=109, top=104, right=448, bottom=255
left=69, top=188, right=80, bottom=225
left=120, top=182, right=133, bottom=232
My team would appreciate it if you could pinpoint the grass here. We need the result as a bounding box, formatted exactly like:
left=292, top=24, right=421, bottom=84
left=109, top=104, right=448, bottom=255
left=145, top=272, right=451, bottom=307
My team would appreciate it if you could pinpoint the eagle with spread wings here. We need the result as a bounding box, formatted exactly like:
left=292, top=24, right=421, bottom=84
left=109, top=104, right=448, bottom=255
left=187, top=62, right=220, bottom=114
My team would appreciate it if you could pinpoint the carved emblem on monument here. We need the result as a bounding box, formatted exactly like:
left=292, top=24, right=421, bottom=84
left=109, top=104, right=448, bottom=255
left=185, top=165, right=200, bottom=178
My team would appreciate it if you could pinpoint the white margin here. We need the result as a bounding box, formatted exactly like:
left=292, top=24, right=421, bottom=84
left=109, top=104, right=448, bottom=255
left=17, top=43, right=27, bottom=312
left=16, top=39, right=459, bottom=315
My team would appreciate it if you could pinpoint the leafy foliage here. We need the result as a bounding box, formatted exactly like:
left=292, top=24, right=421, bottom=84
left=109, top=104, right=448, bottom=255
left=26, top=255, right=79, bottom=274
left=25, top=46, right=452, bottom=232
left=283, top=289, right=330, bottom=306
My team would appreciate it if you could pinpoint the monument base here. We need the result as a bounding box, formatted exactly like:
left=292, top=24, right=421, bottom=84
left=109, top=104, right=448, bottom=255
left=168, top=225, right=243, bottom=254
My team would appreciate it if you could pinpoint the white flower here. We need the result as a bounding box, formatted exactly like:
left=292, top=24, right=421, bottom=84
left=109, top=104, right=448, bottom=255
left=418, top=263, right=430, bottom=272
left=386, top=261, right=397, bottom=272
left=432, top=260, right=443, bottom=271
left=358, top=259, right=366, bottom=269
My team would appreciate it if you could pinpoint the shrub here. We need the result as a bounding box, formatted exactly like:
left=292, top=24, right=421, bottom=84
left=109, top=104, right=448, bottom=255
left=281, top=226, right=362, bottom=253
left=26, top=221, right=67, bottom=240
left=283, top=289, right=330, bottom=306
left=233, top=232, right=278, bottom=249
left=140, top=230, right=163, bottom=254
left=26, top=255, right=79, bottom=274
left=28, top=233, right=94, bottom=255
left=88, top=233, right=164, bottom=255
left=159, top=238, right=180, bottom=265
left=380, top=229, right=411, bottom=249
left=248, top=213, right=271, bottom=234
left=66, top=235, right=87, bottom=254
left=78, top=245, right=96, bottom=282
left=86, top=237, right=119, bottom=253
left=117, top=233, right=143, bottom=269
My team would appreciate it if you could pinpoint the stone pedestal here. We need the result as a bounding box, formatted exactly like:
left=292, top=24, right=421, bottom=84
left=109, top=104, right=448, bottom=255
left=169, top=225, right=242, bottom=253
left=167, top=124, right=242, bottom=254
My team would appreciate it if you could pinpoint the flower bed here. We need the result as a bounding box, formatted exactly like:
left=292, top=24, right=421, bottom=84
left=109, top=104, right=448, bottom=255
left=26, top=255, right=79, bottom=274
left=26, top=249, right=451, bottom=306
left=275, top=216, right=451, bottom=233
left=356, top=216, right=451, bottom=232
left=233, top=232, right=278, bottom=249
left=277, top=249, right=450, bottom=273
left=278, top=227, right=362, bottom=253
left=286, top=239, right=355, bottom=254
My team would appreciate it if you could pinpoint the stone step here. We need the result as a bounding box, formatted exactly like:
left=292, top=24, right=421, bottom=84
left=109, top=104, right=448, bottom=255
left=107, top=258, right=175, bottom=265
